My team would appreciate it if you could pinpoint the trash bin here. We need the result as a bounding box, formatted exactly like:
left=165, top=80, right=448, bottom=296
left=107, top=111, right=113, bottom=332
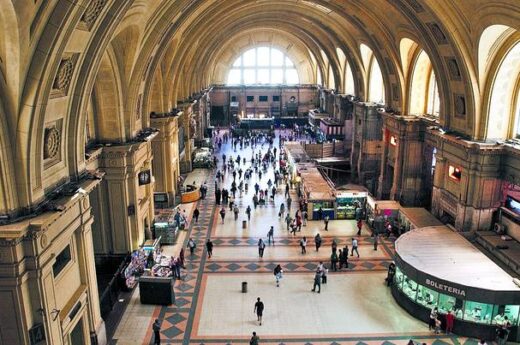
left=242, top=220, right=247, bottom=229
left=242, top=281, right=247, bottom=293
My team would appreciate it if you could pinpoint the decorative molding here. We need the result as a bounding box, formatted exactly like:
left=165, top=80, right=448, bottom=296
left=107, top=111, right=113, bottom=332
left=445, top=57, right=461, bottom=81
left=427, top=22, right=448, bottom=45
left=79, top=0, right=108, bottom=31
left=405, top=0, right=425, bottom=13
left=136, top=94, right=143, bottom=120
left=51, top=54, right=79, bottom=98
left=454, top=94, right=466, bottom=117
left=43, top=119, right=63, bottom=169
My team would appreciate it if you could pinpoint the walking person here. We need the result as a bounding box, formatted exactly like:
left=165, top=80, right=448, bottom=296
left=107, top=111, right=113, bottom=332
left=219, top=207, right=226, bottom=224
left=250, top=331, right=260, bottom=345
left=311, top=270, right=321, bottom=293
left=314, top=233, right=322, bottom=251
left=153, top=319, right=161, bottom=344
left=206, top=238, right=214, bottom=258
left=330, top=251, right=338, bottom=271
left=267, top=226, right=274, bottom=245
left=324, top=215, right=330, bottom=231
left=254, top=298, right=264, bottom=325
left=274, top=264, right=283, bottom=287
left=351, top=238, right=360, bottom=257
left=193, top=208, right=200, bottom=223
left=357, top=219, right=363, bottom=236
left=246, top=205, right=252, bottom=221
left=279, top=203, right=285, bottom=218
left=285, top=214, right=292, bottom=231
left=300, top=236, right=307, bottom=254
left=233, top=205, right=239, bottom=220
left=258, top=238, right=266, bottom=258
left=287, top=196, right=292, bottom=210
left=187, top=238, right=196, bottom=255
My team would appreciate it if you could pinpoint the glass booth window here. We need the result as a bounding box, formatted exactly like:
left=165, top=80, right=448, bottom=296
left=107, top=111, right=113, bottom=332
left=464, top=301, right=494, bottom=324
left=313, top=201, right=334, bottom=210
left=395, top=267, right=404, bottom=288
left=492, top=305, right=520, bottom=326
left=438, top=294, right=462, bottom=314
left=416, top=285, right=439, bottom=308
left=402, top=275, right=418, bottom=300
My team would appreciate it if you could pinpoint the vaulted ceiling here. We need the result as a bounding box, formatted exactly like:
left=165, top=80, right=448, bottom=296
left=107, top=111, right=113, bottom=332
left=0, top=0, right=518, bottom=212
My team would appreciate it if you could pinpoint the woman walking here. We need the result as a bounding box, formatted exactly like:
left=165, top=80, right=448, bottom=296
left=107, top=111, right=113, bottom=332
left=274, top=264, right=283, bottom=287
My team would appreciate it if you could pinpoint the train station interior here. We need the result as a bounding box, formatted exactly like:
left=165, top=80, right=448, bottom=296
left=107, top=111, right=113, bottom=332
left=0, top=1, right=520, bottom=344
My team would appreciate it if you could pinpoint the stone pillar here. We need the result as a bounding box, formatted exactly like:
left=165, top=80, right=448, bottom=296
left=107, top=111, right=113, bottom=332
left=0, top=178, right=106, bottom=345
left=99, top=140, right=155, bottom=253
left=151, top=115, right=180, bottom=206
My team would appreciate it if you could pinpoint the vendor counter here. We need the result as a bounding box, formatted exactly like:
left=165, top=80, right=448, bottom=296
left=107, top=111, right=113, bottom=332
left=181, top=184, right=201, bottom=203
left=392, top=226, right=520, bottom=341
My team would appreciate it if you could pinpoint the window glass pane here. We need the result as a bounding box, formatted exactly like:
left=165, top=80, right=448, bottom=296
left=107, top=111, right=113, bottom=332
left=243, top=49, right=256, bottom=66
left=257, top=47, right=270, bottom=66
left=257, top=68, right=270, bottom=84
left=402, top=274, right=418, bottom=301
left=271, top=49, right=284, bottom=66
left=271, top=69, right=283, bottom=84
left=492, top=305, right=520, bottom=326
left=286, top=69, right=299, bottom=84
left=464, top=301, right=494, bottom=324
left=226, top=47, right=300, bottom=85
left=227, top=69, right=241, bottom=84
left=244, top=69, right=256, bottom=84
left=416, top=284, right=439, bottom=308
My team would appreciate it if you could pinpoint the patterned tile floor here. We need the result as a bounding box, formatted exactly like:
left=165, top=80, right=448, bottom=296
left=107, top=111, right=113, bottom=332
left=111, top=129, right=483, bottom=345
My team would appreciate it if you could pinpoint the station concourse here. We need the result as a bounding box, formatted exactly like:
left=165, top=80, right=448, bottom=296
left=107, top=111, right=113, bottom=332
left=0, top=1, right=519, bottom=345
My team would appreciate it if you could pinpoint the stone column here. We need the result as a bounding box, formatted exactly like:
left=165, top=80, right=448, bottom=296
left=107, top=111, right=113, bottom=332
left=99, top=140, right=155, bottom=253
left=151, top=115, right=180, bottom=206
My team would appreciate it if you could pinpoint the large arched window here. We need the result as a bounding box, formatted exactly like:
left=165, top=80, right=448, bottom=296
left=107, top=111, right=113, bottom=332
left=227, top=47, right=299, bottom=85
left=489, top=42, right=520, bottom=139
left=368, top=57, right=385, bottom=104
left=409, top=50, right=440, bottom=116
left=479, top=23, right=520, bottom=140
left=344, top=63, right=355, bottom=95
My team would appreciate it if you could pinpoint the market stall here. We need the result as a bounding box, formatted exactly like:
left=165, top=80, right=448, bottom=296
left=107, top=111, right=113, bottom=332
left=335, top=191, right=367, bottom=219
left=299, top=165, right=335, bottom=220
left=366, top=195, right=401, bottom=228
left=393, top=226, right=520, bottom=341
left=398, top=207, right=442, bottom=233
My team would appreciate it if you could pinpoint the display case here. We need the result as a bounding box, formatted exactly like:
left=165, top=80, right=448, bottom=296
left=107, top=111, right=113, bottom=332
left=336, top=191, right=366, bottom=219
left=311, top=201, right=335, bottom=220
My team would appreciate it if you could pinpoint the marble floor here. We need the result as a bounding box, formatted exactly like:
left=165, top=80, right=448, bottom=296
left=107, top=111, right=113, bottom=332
left=111, top=129, right=480, bottom=345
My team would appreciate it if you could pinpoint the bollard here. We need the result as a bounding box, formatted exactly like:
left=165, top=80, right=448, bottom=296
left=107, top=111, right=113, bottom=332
left=242, top=281, right=247, bottom=293
left=242, top=220, right=247, bottom=229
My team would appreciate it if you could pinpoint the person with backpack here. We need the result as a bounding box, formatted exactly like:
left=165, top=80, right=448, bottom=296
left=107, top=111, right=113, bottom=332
left=187, top=238, right=196, bottom=255
left=258, top=238, right=266, bottom=258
